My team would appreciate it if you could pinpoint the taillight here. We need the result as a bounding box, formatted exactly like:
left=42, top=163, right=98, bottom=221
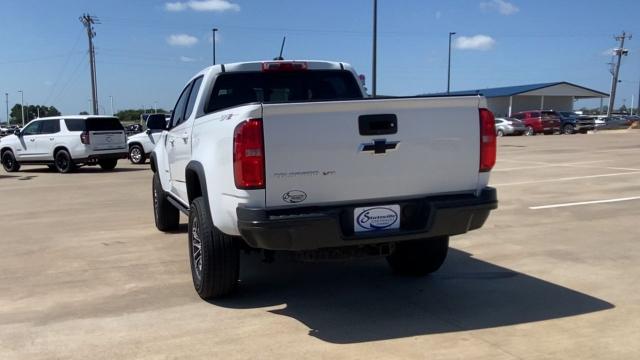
left=233, top=119, right=265, bottom=189
left=479, top=108, right=496, bottom=172
left=261, top=61, right=307, bottom=72
left=80, top=131, right=90, bottom=145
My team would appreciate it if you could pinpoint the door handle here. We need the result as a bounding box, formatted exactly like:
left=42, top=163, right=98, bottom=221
left=29, top=138, right=36, bottom=142
left=49, top=138, right=54, bottom=141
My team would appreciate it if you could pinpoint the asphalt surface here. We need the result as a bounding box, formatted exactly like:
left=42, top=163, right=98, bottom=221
left=1, top=131, right=639, bottom=359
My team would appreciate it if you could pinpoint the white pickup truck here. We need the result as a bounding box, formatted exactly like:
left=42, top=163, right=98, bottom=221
left=151, top=60, right=498, bottom=299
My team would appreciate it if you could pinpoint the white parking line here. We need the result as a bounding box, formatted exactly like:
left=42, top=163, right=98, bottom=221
left=493, top=171, right=640, bottom=186
left=530, top=196, right=640, bottom=210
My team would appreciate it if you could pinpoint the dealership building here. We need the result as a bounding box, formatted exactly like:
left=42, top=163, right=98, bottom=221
left=439, top=82, right=609, bottom=117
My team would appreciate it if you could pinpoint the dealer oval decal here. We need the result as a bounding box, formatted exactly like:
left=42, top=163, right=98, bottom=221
left=282, top=190, right=307, bottom=204
left=356, top=207, right=399, bottom=230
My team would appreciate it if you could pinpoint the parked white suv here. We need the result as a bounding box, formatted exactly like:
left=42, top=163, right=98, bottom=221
left=127, top=114, right=167, bottom=164
left=151, top=60, right=498, bottom=299
left=0, top=116, right=127, bottom=173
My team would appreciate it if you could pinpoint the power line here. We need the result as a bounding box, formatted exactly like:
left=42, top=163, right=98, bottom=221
left=50, top=53, right=89, bottom=105
left=43, top=29, right=84, bottom=106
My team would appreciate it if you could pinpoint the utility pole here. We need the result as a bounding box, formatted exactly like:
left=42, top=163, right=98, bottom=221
left=80, top=14, right=100, bottom=115
left=371, top=0, right=377, bottom=97
left=109, top=95, right=114, bottom=116
left=212, top=28, right=218, bottom=65
left=447, top=32, right=456, bottom=94
left=4, top=93, right=8, bottom=126
left=607, top=32, right=632, bottom=117
left=18, top=90, right=24, bottom=126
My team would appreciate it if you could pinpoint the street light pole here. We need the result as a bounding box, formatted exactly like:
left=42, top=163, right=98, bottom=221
left=109, top=96, right=114, bottom=116
left=18, top=90, right=24, bottom=126
left=371, top=0, right=377, bottom=97
left=212, top=28, right=218, bottom=65
left=447, top=32, right=456, bottom=94
left=4, top=93, right=8, bottom=126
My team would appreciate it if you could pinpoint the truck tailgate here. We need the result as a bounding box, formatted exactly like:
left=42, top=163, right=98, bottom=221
left=262, top=96, right=481, bottom=207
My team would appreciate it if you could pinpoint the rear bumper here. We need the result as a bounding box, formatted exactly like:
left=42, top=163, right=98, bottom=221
left=237, top=187, right=498, bottom=251
left=75, top=151, right=128, bottom=162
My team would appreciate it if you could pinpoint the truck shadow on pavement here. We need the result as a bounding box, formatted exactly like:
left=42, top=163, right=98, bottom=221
left=213, top=248, right=614, bottom=344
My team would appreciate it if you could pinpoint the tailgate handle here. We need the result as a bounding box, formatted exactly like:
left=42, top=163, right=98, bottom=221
left=358, top=114, right=397, bottom=135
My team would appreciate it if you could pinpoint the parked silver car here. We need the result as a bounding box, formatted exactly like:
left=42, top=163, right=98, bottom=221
left=495, top=117, right=527, bottom=136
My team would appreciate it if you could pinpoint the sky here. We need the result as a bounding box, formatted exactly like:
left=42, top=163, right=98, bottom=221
left=1, top=0, right=640, bottom=118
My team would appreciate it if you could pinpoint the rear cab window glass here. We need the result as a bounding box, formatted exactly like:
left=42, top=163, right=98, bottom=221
left=205, top=70, right=363, bottom=113
left=64, top=118, right=124, bottom=132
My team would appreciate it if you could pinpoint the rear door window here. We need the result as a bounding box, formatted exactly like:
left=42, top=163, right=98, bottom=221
left=40, top=120, right=60, bottom=134
left=170, top=83, right=194, bottom=128
left=184, top=76, right=204, bottom=120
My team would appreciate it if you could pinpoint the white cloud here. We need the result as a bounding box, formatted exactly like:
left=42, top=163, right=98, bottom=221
left=167, top=34, right=199, bottom=47
left=454, top=35, right=496, bottom=51
left=480, top=0, right=519, bottom=15
left=180, top=56, right=197, bottom=62
left=435, top=11, right=442, bottom=19
left=165, top=2, right=187, bottom=11
left=165, top=0, right=240, bottom=12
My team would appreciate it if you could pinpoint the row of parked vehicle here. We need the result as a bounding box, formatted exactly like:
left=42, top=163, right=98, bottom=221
left=494, top=110, right=639, bottom=137
left=0, top=114, right=169, bottom=173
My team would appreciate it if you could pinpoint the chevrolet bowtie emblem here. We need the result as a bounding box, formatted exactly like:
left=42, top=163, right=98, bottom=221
left=359, top=139, right=399, bottom=154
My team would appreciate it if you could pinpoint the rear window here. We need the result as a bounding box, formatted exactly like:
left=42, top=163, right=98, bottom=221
left=206, top=70, right=363, bottom=113
left=65, top=118, right=124, bottom=132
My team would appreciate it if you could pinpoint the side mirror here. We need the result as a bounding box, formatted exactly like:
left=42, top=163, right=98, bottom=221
left=145, top=128, right=152, bottom=135
left=146, top=114, right=166, bottom=131
left=14, top=129, right=21, bottom=137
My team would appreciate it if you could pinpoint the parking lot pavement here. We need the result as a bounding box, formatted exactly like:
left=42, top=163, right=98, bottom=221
left=1, top=131, right=639, bottom=359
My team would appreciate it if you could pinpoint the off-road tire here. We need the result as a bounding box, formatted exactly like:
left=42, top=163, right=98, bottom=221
left=152, top=172, right=179, bottom=232
left=189, top=197, right=240, bottom=299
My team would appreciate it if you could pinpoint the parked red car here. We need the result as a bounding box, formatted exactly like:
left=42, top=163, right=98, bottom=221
left=511, top=110, right=561, bottom=136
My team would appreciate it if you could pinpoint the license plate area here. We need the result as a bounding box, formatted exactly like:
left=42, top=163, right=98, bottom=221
left=353, top=205, right=401, bottom=233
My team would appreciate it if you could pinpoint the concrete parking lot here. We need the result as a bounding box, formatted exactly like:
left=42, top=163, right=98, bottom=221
left=1, top=131, right=639, bottom=359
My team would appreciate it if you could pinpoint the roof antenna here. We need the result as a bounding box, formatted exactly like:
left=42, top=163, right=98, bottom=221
left=274, top=36, right=286, bottom=60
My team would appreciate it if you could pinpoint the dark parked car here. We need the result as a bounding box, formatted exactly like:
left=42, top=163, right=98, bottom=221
left=599, top=116, right=632, bottom=130
left=511, top=110, right=561, bottom=136
left=495, top=117, right=527, bottom=136
left=558, top=112, right=595, bottom=134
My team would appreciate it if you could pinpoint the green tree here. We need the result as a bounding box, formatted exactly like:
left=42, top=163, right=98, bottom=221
left=115, top=108, right=168, bottom=123
left=9, top=104, right=61, bottom=125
